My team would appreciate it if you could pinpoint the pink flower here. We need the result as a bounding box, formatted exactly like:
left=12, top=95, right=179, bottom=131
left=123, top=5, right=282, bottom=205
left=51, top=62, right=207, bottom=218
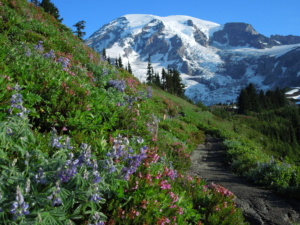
left=178, top=207, right=183, bottom=214
left=160, top=180, right=171, bottom=190
left=169, top=192, right=179, bottom=203
left=155, top=172, right=162, bottom=180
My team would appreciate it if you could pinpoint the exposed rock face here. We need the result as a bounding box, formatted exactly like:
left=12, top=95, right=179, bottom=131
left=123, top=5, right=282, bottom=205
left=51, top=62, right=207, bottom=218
left=271, top=35, right=300, bottom=45
left=86, top=14, right=300, bottom=105
left=211, top=23, right=279, bottom=49
left=258, top=47, right=300, bottom=87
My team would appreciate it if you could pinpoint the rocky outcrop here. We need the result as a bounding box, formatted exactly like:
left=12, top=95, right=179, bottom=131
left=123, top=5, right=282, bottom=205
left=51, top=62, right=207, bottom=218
left=257, top=47, right=300, bottom=87
left=211, top=23, right=280, bottom=49
left=271, top=35, right=300, bottom=45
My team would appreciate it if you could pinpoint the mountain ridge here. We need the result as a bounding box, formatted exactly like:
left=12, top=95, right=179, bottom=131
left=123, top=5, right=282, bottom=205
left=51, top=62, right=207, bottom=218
left=86, top=14, right=300, bottom=105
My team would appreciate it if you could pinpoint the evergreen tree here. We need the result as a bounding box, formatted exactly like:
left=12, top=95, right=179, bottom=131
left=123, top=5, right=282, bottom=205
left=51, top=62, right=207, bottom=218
left=127, top=61, right=132, bottom=74
left=118, top=56, right=123, bottom=69
left=154, top=72, right=161, bottom=87
left=246, top=83, right=260, bottom=112
left=259, top=89, right=266, bottom=109
left=161, top=68, right=167, bottom=90
left=165, top=65, right=174, bottom=93
left=146, top=54, right=153, bottom=84
left=171, top=68, right=185, bottom=96
left=237, top=88, right=249, bottom=114
left=107, top=56, right=111, bottom=65
left=73, top=20, right=86, bottom=40
left=102, top=48, right=107, bottom=60
left=40, top=0, right=63, bottom=22
left=115, top=58, right=118, bottom=67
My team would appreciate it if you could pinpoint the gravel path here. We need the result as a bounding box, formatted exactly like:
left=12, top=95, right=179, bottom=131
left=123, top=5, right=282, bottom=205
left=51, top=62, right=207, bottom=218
left=189, top=135, right=300, bottom=225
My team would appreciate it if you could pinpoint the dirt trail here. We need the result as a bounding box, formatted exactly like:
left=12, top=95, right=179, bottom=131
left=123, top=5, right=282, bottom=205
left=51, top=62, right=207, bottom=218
left=189, top=135, right=300, bottom=225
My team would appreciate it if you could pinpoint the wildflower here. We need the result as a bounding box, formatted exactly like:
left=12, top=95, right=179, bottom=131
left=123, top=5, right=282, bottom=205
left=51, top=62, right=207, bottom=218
left=169, top=192, right=179, bottom=203
left=58, top=57, right=70, bottom=68
left=160, top=180, right=171, bottom=190
left=25, top=179, right=31, bottom=194
left=64, top=137, right=73, bottom=150
left=25, top=49, right=31, bottom=57
left=52, top=197, right=62, bottom=206
left=178, top=207, right=183, bottom=214
left=10, top=186, right=29, bottom=220
left=90, top=193, right=102, bottom=203
left=89, top=212, right=105, bottom=225
left=141, top=199, right=148, bottom=209
left=93, top=170, right=101, bottom=184
left=136, top=136, right=144, bottom=144
left=108, top=79, right=126, bottom=92
left=90, top=187, right=102, bottom=203
left=47, top=182, right=62, bottom=206
left=6, top=127, right=14, bottom=136
left=35, top=167, right=47, bottom=184
left=43, top=49, right=55, bottom=59
left=78, top=143, right=92, bottom=166
left=58, top=157, right=79, bottom=183
left=34, top=41, right=44, bottom=53
left=8, top=87, right=30, bottom=118
left=147, top=86, right=152, bottom=98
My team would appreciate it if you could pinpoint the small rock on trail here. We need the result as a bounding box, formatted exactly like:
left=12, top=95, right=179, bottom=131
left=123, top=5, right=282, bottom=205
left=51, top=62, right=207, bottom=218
left=189, top=135, right=300, bottom=225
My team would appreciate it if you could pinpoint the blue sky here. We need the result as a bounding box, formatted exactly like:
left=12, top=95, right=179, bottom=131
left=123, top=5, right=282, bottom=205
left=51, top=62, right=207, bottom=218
left=50, top=0, right=300, bottom=39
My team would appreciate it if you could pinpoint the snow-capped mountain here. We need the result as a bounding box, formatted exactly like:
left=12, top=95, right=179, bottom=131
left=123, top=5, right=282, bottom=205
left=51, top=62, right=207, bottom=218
left=85, top=14, right=300, bottom=105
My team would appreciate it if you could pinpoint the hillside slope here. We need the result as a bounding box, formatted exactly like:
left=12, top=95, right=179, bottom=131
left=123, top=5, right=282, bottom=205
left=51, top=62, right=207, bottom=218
left=0, top=0, right=248, bottom=224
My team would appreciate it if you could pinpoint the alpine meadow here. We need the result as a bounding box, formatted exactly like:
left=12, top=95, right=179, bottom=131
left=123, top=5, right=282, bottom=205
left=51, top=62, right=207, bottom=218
left=0, top=0, right=300, bottom=225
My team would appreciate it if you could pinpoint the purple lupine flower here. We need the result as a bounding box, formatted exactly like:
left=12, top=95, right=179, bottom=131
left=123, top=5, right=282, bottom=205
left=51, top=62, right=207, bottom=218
left=35, top=167, right=47, bottom=184
left=25, top=179, right=30, bottom=194
left=102, top=158, right=116, bottom=173
left=147, top=86, right=152, bottom=98
left=89, top=187, right=102, bottom=203
left=90, top=193, right=102, bottom=203
left=136, top=136, right=144, bottom=144
left=52, top=197, right=62, bottom=207
left=93, top=170, right=101, bottom=184
left=49, top=128, right=63, bottom=149
left=6, top=127, right=14, bottom=136
left=43, top=49, right=55, bottom=59
left=10, top=186, right=29, bottom=220
left=10, top=93, right=23, bottom=104
left=78, top=143, right=92, bottom=166
left=64, top=137, right=74, bottom=150
left=34, top=41, right=44, bottom=53
left=89, top=212, right=105, bottom=225
left=47, top=182, right=62, bottom=206
left=108, top=79, right=126, bottom=92
left=13, top=83, right=22, bottom=92
left=58, top=57, right=70, bottom=68
left=8, top=87, right=30, bottom=118
left=121, top=148, right=147, bottom=180
left=58, top=157, right=79, bottom=183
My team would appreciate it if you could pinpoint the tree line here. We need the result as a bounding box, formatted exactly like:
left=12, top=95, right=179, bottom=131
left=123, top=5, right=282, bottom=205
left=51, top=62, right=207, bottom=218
left=237, top=83, right=287, bottom=114
left=145, top=55, right=185, bottom=96
left=101, top=53, right=185, bottom=97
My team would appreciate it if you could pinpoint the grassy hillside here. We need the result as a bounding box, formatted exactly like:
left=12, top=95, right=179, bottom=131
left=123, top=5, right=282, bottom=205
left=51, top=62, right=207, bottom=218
left=0, top=0, right=247, bottom=224
left=0, top=0, right=299, bottom=224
